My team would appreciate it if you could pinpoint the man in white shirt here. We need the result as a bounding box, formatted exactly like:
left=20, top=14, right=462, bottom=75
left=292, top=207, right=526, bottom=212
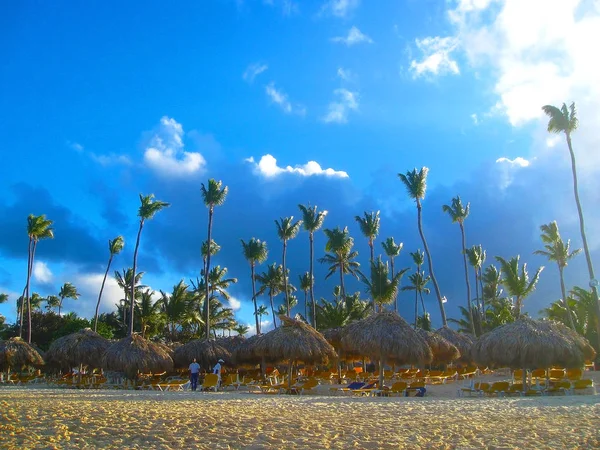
left=212, top=359, right=224, bottom=385
left=189, top=358, right=200, bottom=391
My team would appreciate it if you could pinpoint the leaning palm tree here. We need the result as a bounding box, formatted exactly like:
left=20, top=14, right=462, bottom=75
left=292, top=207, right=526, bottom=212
left=319, top=227, right=361, bottom=302
left=298, top=203, right=328, bottom=328
left=94, top=236, right=124, bottom=332
left=402, top=271, right=431, bottom=328
left=495, top=255, right=544, bottom=318
left=443, top=196, right=475, bottom=335
left=255, top=263, right=286, bottom=328
left=22, top=214, right=54, bottom=343
left=543, top=102, right=600, bottom=350
left=299, top=272, right=313, bottom=323
left=275, top=216, right=303, bottom=316
left=57, top=282, right=80, bottom=316
left=130, top=194, right=170, bottom=335
left=466, top=245, right=486, bottom=316
left=201, top=179, right=228, bottom=339
left=399, top=168, right=447, bottom=326
left=360, top=256, right=407, bottom=312
left=355, top=211, right=380, bottom=263
left=241, top=238, right=269, bottom=335
left=534, top=221, right=581, bottom=329
left=381, top=237, right=404, bottom=312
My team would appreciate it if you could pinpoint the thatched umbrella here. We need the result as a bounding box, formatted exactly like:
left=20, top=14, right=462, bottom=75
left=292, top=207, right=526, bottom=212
left=417, top=328, right=460, bottom=365
left=254, top=315, right=337, bottom=389
left=0, top=337, right=45, bottom=372
left=102, top=334, right=173, bottom=379
left=435, top=326, right=474, bottom=364
left=216, top=336, right=246, bottom=355
left=173, top=339, right=231, bottom=369
left=471, top=317, right=597, bottom=388
left=341, top=311, right=432, bottom=388
left=45, top=328, right=110, bottom=370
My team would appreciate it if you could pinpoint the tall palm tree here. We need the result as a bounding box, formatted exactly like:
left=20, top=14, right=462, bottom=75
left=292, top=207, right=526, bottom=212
left=57, top=282, right=80, bottom=316
left=360, top=256, right=408, bottom=311
left=160, top=280, right=194, bottom=340
left=202, top=239, right=221, bottom=273
left=466, top=245, right=486, bottom=321
left=254, top=304, right=269, bottom=332
left=275, top=216, right=303, bottom=316
left=298, top=203, right=328, bottom=328
left=136, top=289, right=163, bottom=339
left=402, top=271, right=431, bottom=328
left=94, top=236, right=124, bottom=332
left=381, top=237, right=404, bottom=313
left=299, top=272, right=313, bottom=323
left=442, top=195, right=475, bottom=335
left=45, top=295, right=60, bottom=312
left=355, top=211, right=380, bottom=263
left=255, top=263, right=286, bottom=328
left=115, top=268, right=146, bottom=326
left=22, top=214, right=54, bottom=343
left=399, top=168, right=447, bottom=326
left=319, top=227, right=360, bottom=302
left=316, top=290, right=371, bottom=330
left=241, top=238, right=269, bottom=334
left=543, top=102, right=600, bottom=349
left=534, top=221, right=581, bottom=329
left=201, top=179, right=228, bottom=339
left=130, top=194, right=169, bottom=336
left=495, top=255, right=544, bottom=318
left=406, top=250, right=425, bottom=327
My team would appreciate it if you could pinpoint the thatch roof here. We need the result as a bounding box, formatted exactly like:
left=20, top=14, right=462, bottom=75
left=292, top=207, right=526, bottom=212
left=471, top=317, right=596, bottom=369
left=416, top=328, right=460, bottom=364
left=102, top=334, right=173, bottom=379
left=0, top=337, right=45, bottom=370
left=153, top=341, right=175, bottom=359
left=253, top=316, right=337, bottom=364
left=341, top=312, right=432, bottom=365
left=173, top=339, right=231, bottom=368
left=435, top=326, right=474, bottom=363
left=216, top=336, right=246, bottom=354
left=231, top=334, right=273, bottom=365
left=323, top=327, right=362, bottom=362
left=45, top=328, right=110, bottom=369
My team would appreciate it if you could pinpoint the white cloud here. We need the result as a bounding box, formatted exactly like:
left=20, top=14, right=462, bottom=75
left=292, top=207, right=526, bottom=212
left=495, top=156, right=532, bottom=189
left=143, top=116, right=206, bottom=177
left=337, top=67, right=355, bottom=81
left=243, top=63, right=268, bottom=83
left=246, top=319, right=273, bottom=336
left=495, top=156, right=530, bottom=168
left=471, top=113, right=479, bottom=125
left=265, top=82, right=305, bottom=115
left=410, top=36, right=459, bottom=77
left=70, top=273, right=124, bottom=317
left=33, top=261, right=53, bottom=284
left=320, top=0, right=360, bottom=18
left=69, top=141, right=84, bottom=152
left=228, top=297, right=242, bottom=311
left=322, top=88, right=359, bottom=124
left=90, top=153, right=132, bottom=166
left=332, top=26, right=373, bottom=46
left=246, top=154, right=349, bottom=178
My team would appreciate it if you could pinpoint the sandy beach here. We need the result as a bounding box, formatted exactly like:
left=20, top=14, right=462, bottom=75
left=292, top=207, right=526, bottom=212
left=2, top=374, right=599, bottom=450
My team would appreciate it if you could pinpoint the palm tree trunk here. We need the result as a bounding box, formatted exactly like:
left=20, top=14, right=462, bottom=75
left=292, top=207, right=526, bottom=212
left=339, top=259, right=346, bottom=305
left=309, top=233, right=316, bottom=328
left=558, top=265, right=576, bottom=329
left=251, top=263, right=260, bottom=335
left=205, top=207, right=214, bottom=339
left=369, top=239, right=374, bottom=264
left=566, top=134, right=600, bottom=352
left=20, top=238, right=33, bottom=338
left=58, top=296, right=63, bottom=316
left=392, top=258, right=398, bottom=313
left=282, top=240, right=289, bottom=316
left=414, top=266, right=420, bottom=328
left=416, top=199, right=447, bottom=326
left=378, top=356, right=385, bottom=390
left=304, top=291, right=308, bottom=323
left=94, top=254, right=114, bottom=332
left=269, top=292, right=277, bottom=328
left=479, top=268, right=485, bottom=320
left=460, top=223, right=476, bottom=336
left=27, top=241, right=38, bottom=344
left=130, top=220, right=144, bottom=336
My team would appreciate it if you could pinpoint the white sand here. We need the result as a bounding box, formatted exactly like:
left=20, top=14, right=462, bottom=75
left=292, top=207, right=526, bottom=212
left=1, top=378, right=599, bottom=449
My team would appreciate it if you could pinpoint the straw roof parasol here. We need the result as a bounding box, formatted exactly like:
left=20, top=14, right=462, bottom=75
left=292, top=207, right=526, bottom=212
left=45, top=328, right=110, bottom=370
left=416, top=328, right=460, bottom=364
left=0, top=337, right=45, bottom=370
left=173, top=339, right=231, bottom=369
left=323, top=327, right=361, bottom=362
left=471, top=317, right=596, bottom=371
left=435, top=326, right=474, bottom=363
left=102, top=334, right=173, bottom=379
left=216, top=336, right=246, bottom=354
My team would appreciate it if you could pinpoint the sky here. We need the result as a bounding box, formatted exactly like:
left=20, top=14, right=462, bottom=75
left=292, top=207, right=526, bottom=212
left=1, top=0, right=600, bottom=334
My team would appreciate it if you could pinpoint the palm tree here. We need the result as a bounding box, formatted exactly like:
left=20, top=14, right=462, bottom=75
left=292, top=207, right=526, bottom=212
left=234, top=324, right=250, bottom=337
left=406, top=250, right=426, bottom=327
left=130, top=194, right=169, bottom=336
left=399, top=168, right=447, bottom=326
left=442, top=196, right=475, bottom=335
left=160, top=280, right=194, bottom=341
left=22, top=214, right=54, bottom=343
left=319, top=227, right=360, bottom=302
left=94, top=236, right=124, bottom=332
left=316, top=290, right=371, bottom=330
left=202, top=239, right=221, bottom=273
left=495, top=255, right=544, bottom=318
left=115, top=268, right=146, bottom=326
left=298, top=203, right=328, bottom=328
left=543, top=102, right=600, bottom=349
left=466, top=245, right=486, bottom=321
left=381, top=237, right=404, bottom=313
left=241, top=238, right=269, bottom=335
left=360, top=256, right=408, bottom=311
left=402, top=271, right=431, bottom=328
left=136, top=289, right=163, bottom=339
left=255, top=263, right=286, bottom=328
left=201, top=179, right=228, bottom=339
left=355, top=211, right=380, bottom=263
left=275, top=216, right=302, bottom=316
left=45, top=295, right=60, bottom=312
left=57, top=282, right=80, bottom=315
left=277, top=295, right=298, bottom=316
left=254, top=304, right=270, bottom=333
left=299, top=272, right=313, bottom=323
left=534, top=221, right=581, bottom=329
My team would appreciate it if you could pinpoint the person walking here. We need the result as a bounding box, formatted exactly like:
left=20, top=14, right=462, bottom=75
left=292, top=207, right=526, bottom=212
left=189, top=358, right=200, bottom=391
left=212, top=358, right=224, bottom=386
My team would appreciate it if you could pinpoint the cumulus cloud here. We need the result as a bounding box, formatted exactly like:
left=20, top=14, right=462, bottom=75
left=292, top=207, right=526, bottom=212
left=495, top=156, right=532, bottom=189
left=33, top=261, right=53, bottom=284
left=265, top=82, right=305, bottom=115
left=496, top=157, right=530, bottom=168
left=246, top=154, right=349, bottom=178
left=143, top=116, right=206, bottom=177
left=320, top=0, right=360, bottom=18
left=70, top=272, right=124, bottom=317
left=228, top=297, right=242, bottom=311
left=322, top=88, right=359, bottom=124
left=243, top=62, right=268, bottom=83
left=331, top=26, right=373, bottom=46
left=337, top=67, right=355, bottom=81
left=410, top=36, right=460, bottom=77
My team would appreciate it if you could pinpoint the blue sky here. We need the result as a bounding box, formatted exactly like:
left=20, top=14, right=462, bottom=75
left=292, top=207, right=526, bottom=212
left=1, top=0, right=600, bottom=333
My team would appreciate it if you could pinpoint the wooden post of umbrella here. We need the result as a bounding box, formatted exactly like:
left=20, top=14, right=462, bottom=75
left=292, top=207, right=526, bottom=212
left=378, top=355, right=385, bottom=391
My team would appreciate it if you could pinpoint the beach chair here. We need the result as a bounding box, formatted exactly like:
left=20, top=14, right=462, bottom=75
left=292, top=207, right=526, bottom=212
left=544, top=380, right=571, bottom=395
left=565, top=368, right=583, bottom=381
left=333, top=381, right=366, bottom=395
left=571, top=379, right=594, bottom=394
left=548, top=368, right=565, bottom=381
left=200, top=374, right=219, bottom=392
left=486, top=381, right=510, bottom=397
left=351, top=381, right=378, bottom=396
left=458, top=381, right=488, bottom=397
left=289, top=377, right=319, bottom=395
left=387, top=381, right=408, bottom=397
